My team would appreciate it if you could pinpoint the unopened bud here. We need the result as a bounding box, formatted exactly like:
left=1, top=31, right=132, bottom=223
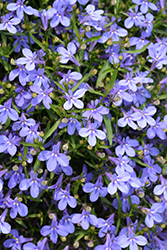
left=76, top=8, right=80, bottom=14
left=80, top=44, right=86, bottom=50
left=2, top=43, right=6, bottom=49
left=37, top=168, right=43, bottom=174
left=7, top=83, right=12, bottom=88
left=98, top=82, right=104, bottom=87
left=18, top=197, right=22, bottom=202
left=81, top=178, right=85, bottom=183
left=62, top=142, right=69, bottom=151
left=61, top=237, right=66, bottom=242
left=85, top=206, right=91, bottom=212
left=12, top=165, right=18, bottom=171
left=0, top=89, right=4, bottom=94
left=91, top=69, right=97, bottom=76
left=22, top=24, right=26, bottom=29
left=10, top=58, right=16, bottom=65
left=152, top=99, right=160, bottom=106
left=67, top=155, right=71, bottom=161
left=88, top=241, right=94, bottom=247
left=107, top=39, right=112, bottom=46
left=39, top=131, right=44, bottom=137
left=87, top=145, right=92, bottom=150
left=22, top=161, right=27, bottom=167
left=0, top=3, right=3, bottom=10
left=146, top=85, right=154, bottom=91
left=85, top=26, right=91, bottom=32
left=41, top=180, right=48, bottom=186
left=79, top=140, right=84, bottom=144
left=74, top=194, right=79, bottom=199
left=84, top=235, right=89, bottom=240
left=53, top=36, right=59, bottom=43
left=32, top=93, right=37, bottom=98
left=30, top=149, right=37, bottom=156
left=73, top=242, right=79, bottom=248
left=48, top=213, right=55, bottom=219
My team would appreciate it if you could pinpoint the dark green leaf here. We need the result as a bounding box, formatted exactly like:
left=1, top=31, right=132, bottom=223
left=103, top=115, right=113, bottom=145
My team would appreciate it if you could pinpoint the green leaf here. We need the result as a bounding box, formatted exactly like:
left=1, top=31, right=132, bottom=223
left=29, top=33, right=46, bottom=51
left=21, top=142, right=39, bottom=147
left=88, top=88, right=104, bottom=96
left=103, top=115, right=113, bottom=145
left=83, top=35, right=101, bottom=45
left=102, top=69, right=117, bottom=102
left=34, top=158, right=41, bottom=173
left=15, top=220, right=27, bottom=229
left=44, top=119, right=60, bottom=140
left=96, top=60, right=110, bottom=87
left=121, top=42, right=151, bottom=54
left=75, top=232, right=87, bottom=242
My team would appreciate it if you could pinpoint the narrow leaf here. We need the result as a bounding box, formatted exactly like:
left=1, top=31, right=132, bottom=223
left=103, top=115, right=113, bottom=145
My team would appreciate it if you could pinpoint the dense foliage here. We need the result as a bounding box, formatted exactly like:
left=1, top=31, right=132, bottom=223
left=0, top=0, right=167, bottom=249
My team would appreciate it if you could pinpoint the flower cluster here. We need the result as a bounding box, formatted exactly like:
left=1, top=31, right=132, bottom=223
left=0, top=0, right=167, bottom=249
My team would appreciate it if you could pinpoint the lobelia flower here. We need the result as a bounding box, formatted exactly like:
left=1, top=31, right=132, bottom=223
left=5, top=165, right=25, bottom=189
left=109, top=154, right=134, bottom=174
left=59, top=69, right=82, bottom=86
left=106, top=172, right=130, bottom=195
left=147, top=117, right=167, bottom=140
left=97, top=213, right=115, bottom=238
left=72, top=208, right=98, bottom=230
left=63, top=88, right=87, bottom=110
left=57, top=42, right=80, bottom=66
left=0, top=209, right=11, bottom=234
left=9, top=65, right=29, bottom=86
left=83, top=175, right=108, bottom=202
left=119, top=227, right=147, bottom=250
left=15, top=85, right=32, bottom=107
left=13, top=35, right=30, bottom=53
left=0, top=190, right=13, bottom=209
left=95, top=233, right=121, bottom=250
left=40, top=214, right=68, bottom=244
left=29, top=68, right=50, bottom=90
left=0, top=14, right=20, bottom=34
left=19, top=170, right=46, bottom=198
left=82, top=99, right=109, bottom=122
left=16, top=48, right=45, bottom=71
left=7, top=0, right=34, bottom=19
left=115, top=136, right=139, bottom=157
left=49, top=3, right=70, bottom=28
left=141, top=159, right=161, bottom=183
left=153, top=175, right=167, bottom=200
left=54, top=183, right=77, bottom=210
left=31, top=85, right=53, bottom=109
left=142, top=13, right=154, bottom=37
left=124, top=6, right=144, bottom=29
left=59, top=116, right=82, bottom=135
left=59, top=210, right=75, bottom=234
left=119, top=70, right=141, bottom=92
left=80, top=4, right=104, bottom=24
left=23, top=238, right=48, bottom=250
left=98, top=23, right=128, bottom=44
left=19, top=123, right=42, bottom=143
left=4, top=229, right=32, bottom=250
left=148, top=46, right=167, bottom=70
left=129, top=32, right=149, bottom=50
left=118, top=109, right=137, bottom=130
left=142, top=203, right=164, bottom=228
left=0, top=170, right=7, bottom=192
left=10, top=196, right=28, bottom=219
left=131, top=106, right=157, bottom=129
left=0, top=98, right=19, bottom=124
left=38, top=142, right=69, bottom=172
left=12, top=112, right=36, bottom=131
left=0, top=134, right=21, bottom=156
left=132, top=0, right=157, bottom=14
left=79, top=121, right=106, bottom=147
left=47, top=173, right=63, bottom=200
left=36, top=9, right=56, bottom=30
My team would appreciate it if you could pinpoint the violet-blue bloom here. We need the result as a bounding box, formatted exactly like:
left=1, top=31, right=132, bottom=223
left=59, top=116, right=81, bottom=135
left=63, top=88, right=86, bottom=110
left=132, top=0, right=157, bottom=14
left=9, top=65, right=29, bottom=86
left=148, top=47, right=167, bottom=70
left=147, top=117, right=166, bottom=140
left=15, top=85, right=32, bottom=107
left=7, top=0, right=34, bottom=19
left=55, top=183, right=77, bottom=210
left=47, top=173, right=63, bottom=200
left=0, top=134, right=21, bottom=156
left=0, top=209, right=11, bottom=234
left=50, top=4, right=70, bottom=28
left=57, top=42, right=80, bottom=66
left=95, top=233, right=121, bottom=250
left=6, top=165, right=25, bottom=189
left=83, top=175, right=108, bottom=202
left=10, top=197, right=28, bottom=219
left=38, top=142, right=69, bottom=172
left=97, top=213, right=115, bottom=238
left=82, top=99, right=109, bottom=122
left=0, top=14, right=20, bottom=34
left=40, top=215, right=68, bottom=244
left=72, top=208, right=98, bottom=230
left=109, top=154, right=134, bottom=174
left=31, top=85, right=53, bottom=109
left=80, top=4, right=104, bottom=24
left=13, top=35, right=30, bottom=53
left=0, top=190, right=13, bottom=209
left=115, top=136, right=139, bottom=157
left=19, top=170, right=46, bottom=198
left=19, top=123, right=42, bottom=143
left=153, top=175, right=167, bottom=200
left=124, top=6, right=144, bottom=29
left=79, top=122, right=106, bottom=147
left=23, top=237, right=48, bottom=250
left=12, top=112, right=36, bottom=131
left=29, top=68, right=50, bottom=89
left=4, top=229, right=32, bottom=250
left=59, top=210, right=75, bottom=234
left=143, top=203, right=164, bottom=228
left=106, top=172, right=130, bottom=195
left=0, top=98, right=19, bottom=124
left=119, top=228, right=147, bottom=250
left=16, top=48, right=45, bottom=71
left=131, top=106, right=157, bottom=129
left=118, top=109, right=137, bottom=130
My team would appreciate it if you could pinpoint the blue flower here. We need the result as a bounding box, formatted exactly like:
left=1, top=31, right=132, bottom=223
left=0, top=14, right=20, bottom=34
left=0, top=98, right=19, bottom=124
left=72, top=208, right=98, bottom=230
left=0, top=209, right=11, bottom=234
left=57, top=42, right=80, bottom=66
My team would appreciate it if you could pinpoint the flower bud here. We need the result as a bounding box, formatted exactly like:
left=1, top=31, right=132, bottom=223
left=7, top=83, right=12, bottom=88
left=39, top=131, right=44, bottom=137
left=73, top=242, right=79, bottom=248
left=88, top=241, right=94, bottom=247
left=0, top=3, right=3, bottom=10
left=32, top=93, right=37, bottom=98
left=0, top=89, right=4, bottom=94
left=22, top=161, right=27, bottom=167
left=12, top=165, right=19, bottom=171
left=10, top=58, right=16, bottom=65
left=48, top=213, right=55, bottom=219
